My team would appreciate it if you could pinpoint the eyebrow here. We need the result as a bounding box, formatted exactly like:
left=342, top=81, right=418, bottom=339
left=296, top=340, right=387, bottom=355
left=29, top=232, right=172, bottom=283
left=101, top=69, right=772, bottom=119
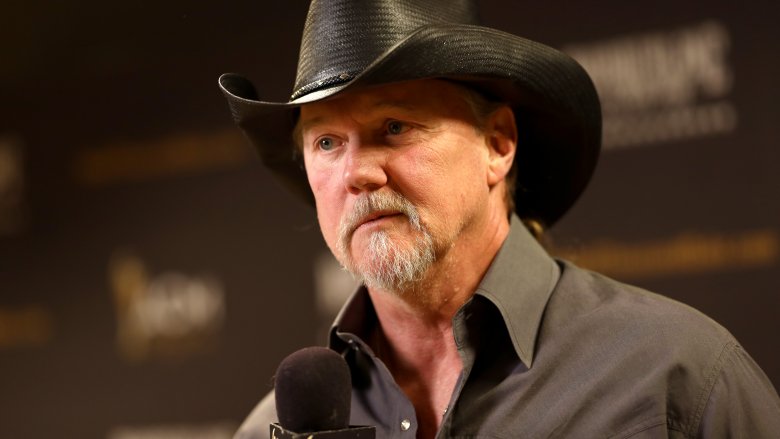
left=297, top=100, right=420, bottom=134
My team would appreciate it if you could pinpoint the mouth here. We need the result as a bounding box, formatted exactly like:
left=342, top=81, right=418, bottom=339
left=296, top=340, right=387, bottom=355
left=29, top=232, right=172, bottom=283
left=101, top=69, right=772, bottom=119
left=355, top=210, right=403, bottom=231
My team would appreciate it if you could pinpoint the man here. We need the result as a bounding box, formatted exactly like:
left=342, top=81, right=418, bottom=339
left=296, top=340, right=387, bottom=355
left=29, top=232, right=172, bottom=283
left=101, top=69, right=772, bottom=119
left=219, top=0, right=780, bottom=437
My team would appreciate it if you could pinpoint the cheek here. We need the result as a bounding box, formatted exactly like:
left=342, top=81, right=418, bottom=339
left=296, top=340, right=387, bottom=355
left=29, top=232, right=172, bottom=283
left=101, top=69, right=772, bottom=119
left=304, top=154, right=337, bottom=205
left=304, top=157, right=342, bottom=245
left=316, top=208, right=339, bottom=252
left=402, top=137, right=487, bottom=193
left=391, top=150, right=445, bottom=199
left=397, top=139, right=490, bottom=233
left=314, top=198, right=342, bottom=258
left=391, top=149, right=464, bottom=217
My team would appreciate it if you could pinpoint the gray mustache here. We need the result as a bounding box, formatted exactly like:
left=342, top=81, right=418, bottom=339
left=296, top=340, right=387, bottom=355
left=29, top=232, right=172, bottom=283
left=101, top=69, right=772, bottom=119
left=338, top=191, right=422, bottom=243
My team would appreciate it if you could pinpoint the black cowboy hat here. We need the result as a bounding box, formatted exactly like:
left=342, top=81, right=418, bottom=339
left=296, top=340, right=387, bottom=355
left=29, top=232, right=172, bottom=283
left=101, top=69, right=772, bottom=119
left=218, top=0, right=601, bottom=227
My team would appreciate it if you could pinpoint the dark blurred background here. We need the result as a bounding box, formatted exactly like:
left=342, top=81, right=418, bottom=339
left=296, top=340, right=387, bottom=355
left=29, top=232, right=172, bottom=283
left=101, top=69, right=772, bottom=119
left=1, top=1, right=777, bottom=438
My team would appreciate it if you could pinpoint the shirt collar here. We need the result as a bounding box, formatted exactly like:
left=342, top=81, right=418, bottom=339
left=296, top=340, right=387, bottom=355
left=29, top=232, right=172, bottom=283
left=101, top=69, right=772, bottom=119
left=329, top=285, right=375, bottom=353
left=473, top=214, right=559, bottom=367
left=329, top=214, right=559, bottom=367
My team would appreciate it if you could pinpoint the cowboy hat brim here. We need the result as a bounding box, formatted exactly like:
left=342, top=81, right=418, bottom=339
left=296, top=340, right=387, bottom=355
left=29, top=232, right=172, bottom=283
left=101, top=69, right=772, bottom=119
left=219, top=23, right=601, bottom=227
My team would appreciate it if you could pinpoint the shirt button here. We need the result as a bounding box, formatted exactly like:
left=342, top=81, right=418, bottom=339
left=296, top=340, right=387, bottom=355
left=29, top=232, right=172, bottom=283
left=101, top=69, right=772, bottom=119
left=400, top=419, right=411, bottom=431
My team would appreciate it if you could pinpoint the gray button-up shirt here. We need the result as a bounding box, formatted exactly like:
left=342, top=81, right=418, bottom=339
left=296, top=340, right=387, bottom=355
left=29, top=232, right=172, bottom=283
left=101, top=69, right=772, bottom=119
left=235, top=215, right=780, bottom=438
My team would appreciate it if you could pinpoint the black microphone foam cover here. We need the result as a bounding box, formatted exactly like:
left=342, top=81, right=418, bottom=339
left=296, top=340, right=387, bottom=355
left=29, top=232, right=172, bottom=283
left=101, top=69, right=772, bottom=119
left=274, top=346, right=352, bottom=433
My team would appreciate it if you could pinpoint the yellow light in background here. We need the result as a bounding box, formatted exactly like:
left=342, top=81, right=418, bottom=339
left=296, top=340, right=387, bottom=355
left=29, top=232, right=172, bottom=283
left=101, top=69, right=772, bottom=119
left=0, top=134, right=26, bottom=236
left=553, top=229, right=779, bottom=280
left=73, top=128, right=250, bottom=186
left=107, top=422, right=237, bottom=439
left=0, top=306, right=53, bottom=349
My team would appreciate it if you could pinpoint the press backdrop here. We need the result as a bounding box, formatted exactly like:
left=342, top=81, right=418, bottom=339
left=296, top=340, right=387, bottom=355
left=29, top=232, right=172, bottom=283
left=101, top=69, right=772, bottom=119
left=0, top=1, right=777, bottom=437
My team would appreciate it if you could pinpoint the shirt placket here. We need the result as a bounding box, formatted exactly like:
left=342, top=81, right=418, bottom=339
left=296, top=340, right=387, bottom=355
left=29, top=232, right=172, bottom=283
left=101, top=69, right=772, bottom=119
left=340, top=333, right=420, bottom=437
left=436, top=305, right=477, bottom=438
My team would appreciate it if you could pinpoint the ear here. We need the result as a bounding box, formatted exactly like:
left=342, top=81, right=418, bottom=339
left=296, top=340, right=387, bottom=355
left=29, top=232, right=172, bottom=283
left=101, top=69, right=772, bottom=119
left=485, top=105, right=517, bottom=187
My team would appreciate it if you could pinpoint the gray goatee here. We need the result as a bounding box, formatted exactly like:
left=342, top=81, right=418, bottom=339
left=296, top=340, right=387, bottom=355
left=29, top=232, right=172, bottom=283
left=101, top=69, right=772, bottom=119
left=337, top=191, right=434, bottom=293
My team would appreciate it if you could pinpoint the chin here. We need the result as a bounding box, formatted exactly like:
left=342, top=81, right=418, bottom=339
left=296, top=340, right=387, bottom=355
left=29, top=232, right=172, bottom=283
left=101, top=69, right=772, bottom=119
left=349, top=230, right=435, bottom=292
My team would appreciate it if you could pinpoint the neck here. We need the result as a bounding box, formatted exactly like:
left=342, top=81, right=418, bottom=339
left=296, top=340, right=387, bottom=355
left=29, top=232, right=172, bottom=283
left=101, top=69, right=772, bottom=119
left=365, top=203, right=511, bottom=437
left=367, top=207, right=509, bottom=364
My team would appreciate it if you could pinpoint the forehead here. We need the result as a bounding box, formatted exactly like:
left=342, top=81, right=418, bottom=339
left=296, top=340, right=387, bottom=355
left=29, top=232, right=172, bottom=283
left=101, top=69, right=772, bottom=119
left=298, top=79, right=472, bottom=125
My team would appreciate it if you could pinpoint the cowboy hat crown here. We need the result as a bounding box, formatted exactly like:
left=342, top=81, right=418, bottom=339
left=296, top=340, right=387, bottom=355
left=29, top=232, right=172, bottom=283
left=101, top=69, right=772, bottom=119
left=292, top=0, right=479, bottom=101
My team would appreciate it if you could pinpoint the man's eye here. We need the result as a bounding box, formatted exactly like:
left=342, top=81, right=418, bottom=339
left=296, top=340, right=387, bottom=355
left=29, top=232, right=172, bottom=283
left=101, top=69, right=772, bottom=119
left=386, top=120, right=408, bottom=135
left=317, top=137, right=336, bottom=151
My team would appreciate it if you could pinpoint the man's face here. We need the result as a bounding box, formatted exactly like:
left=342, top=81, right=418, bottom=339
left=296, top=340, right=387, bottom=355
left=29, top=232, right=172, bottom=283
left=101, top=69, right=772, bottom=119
left=299, top=80, right=498, bottom=292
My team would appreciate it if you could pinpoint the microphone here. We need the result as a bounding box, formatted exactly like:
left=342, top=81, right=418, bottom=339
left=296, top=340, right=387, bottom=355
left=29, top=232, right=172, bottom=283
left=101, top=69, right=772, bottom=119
left=271, top=346, right=376, bottom=439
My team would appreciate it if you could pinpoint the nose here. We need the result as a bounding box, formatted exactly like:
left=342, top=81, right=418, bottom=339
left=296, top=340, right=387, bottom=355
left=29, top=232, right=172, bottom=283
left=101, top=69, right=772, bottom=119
left=342, top=144, right=388, bottom=194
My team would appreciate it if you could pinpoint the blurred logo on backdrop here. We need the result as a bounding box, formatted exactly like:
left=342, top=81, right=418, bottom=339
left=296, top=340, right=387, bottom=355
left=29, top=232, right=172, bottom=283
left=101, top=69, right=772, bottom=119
left=0, top=134, right=27, bottom=235
left=566, top=20, right=736, bottom=149
left=313, top=252, right=360, bottom=340
left=109, top=251, right=226, bottom=361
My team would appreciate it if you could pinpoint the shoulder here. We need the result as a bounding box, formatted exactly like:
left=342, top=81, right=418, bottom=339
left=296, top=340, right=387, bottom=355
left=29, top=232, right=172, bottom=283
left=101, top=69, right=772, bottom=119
left=535, top=260, right=780, bottom=435
left=540, top=260, right=733, bottom=423
left=233, top=391, right=276, bottom=439
left=546, top=259, right=735, bottom=353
